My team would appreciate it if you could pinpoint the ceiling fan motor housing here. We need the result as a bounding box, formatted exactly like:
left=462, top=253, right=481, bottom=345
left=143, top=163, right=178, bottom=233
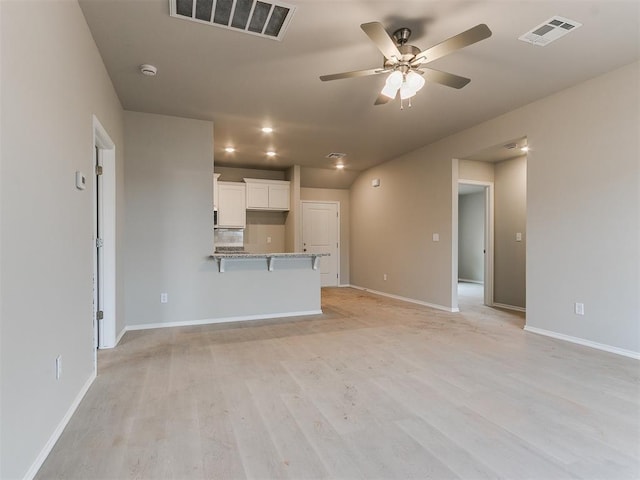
left=393, top=27, right=412, bottom=45
left=384, top=44, right=421, bottom=69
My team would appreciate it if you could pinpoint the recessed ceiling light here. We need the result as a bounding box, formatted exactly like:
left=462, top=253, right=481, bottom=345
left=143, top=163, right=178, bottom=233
left=336, top=164, right=345, bottom=169
left=262, top=127, right=273, bottom=133
left=521, top=146, right=529, bottom=152
left=224, top=147, right=235, bottom=153
left=266, top=151, right=276, bottom=157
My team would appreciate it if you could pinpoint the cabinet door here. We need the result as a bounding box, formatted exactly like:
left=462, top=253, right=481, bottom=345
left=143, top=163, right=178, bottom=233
left=218, top=183, right=246, bottom=227
left=269, top=184, right=290, bottom=210
left=246, top=182, right=269, bottom=209
left=213, top=173, right=220, bottom=210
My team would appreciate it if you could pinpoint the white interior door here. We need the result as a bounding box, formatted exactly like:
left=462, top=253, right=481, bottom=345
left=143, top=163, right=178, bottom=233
left=302, top=202, right=339, bottom=287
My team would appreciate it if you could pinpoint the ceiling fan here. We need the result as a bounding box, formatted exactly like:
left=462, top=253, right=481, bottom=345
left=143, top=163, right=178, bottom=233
left=320, top=22, right=492, bottom=106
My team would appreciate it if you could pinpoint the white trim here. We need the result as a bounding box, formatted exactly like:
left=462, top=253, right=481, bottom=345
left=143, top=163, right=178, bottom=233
left=458, top=278, right=484, bottom=284
left=493, top=302, right=526, bottom=313
left=113, top=326, right=127, bottom=347
left=23, top=373, right=96, bottom=480
left=92, top=115, right=117, bottom=350
left=126, top=310, right=323, bottom=331
left=524, top=326, right=640, bottom=360
left=350, top=285, right=459, bottom=313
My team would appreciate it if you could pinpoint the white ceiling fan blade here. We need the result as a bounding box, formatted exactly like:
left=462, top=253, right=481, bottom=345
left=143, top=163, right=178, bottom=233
left=320, top=67, right=390, bottom=82
left=421, top=68, right=471, bottom=89
left=374, top=93, right=394, bottom=105
left=361, top=22, right=403, bottom=61
left=411, top=24, right=492, bottom=66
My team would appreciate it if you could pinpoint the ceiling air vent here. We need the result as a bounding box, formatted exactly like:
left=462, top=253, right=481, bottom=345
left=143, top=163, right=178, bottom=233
left=170, top=0, right=296, bottom=41
left=326, top=153, right=347, bottom=159
left=519, top=16, right=582, bottom=46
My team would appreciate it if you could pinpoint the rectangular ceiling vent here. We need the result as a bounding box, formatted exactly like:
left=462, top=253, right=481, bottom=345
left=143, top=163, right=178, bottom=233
left=170, top=0, right=296, bottom=41
left=326, top=153, right=347, bottom=159
left=519, top=16, right=582, bottom=46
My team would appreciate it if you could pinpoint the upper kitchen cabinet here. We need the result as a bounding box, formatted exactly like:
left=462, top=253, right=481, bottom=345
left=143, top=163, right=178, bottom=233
left=217, top=181, right=246, bottom=228
left=244, top=178, right=290, bottom=211
left=213, top=173, right=221, bottom=210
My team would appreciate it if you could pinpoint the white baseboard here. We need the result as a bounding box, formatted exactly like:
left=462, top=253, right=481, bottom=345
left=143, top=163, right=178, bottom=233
left=493, top=302, right=526, bottom=313
left=114, top=326, right=127, bottom=346
left=458, top=278, right=484, bottom=284
left=24, top=372, right=97, bottom=480
left=349, top=285, right=459, bottom=313
left=524, top=326, right=640, bottom=360
left=126, top=309, right=323, bottom=332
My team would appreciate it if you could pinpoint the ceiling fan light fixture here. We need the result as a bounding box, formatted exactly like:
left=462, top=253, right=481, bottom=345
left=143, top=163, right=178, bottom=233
left=380, top=70, right=403, bottom=98
left=405, top=71, right=425, bottom=92
left=381, top=83, right=399, bottom=99
left=386, top=70, right=403, bottom=88
left=399, top=83, right=416, bottom=100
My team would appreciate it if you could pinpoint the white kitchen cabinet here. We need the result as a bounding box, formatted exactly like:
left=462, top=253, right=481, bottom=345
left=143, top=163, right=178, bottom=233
left=244, top=178, right=290, bottom=211
left=217, top=181, right=246, bottom=228
left=213, top=173, right=221, bottom=210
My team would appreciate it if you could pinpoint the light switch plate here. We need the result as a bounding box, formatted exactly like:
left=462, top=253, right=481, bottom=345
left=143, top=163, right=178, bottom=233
left=516, top=232, right=522, bottom=242
left=433, top=233, right=440, bottom=242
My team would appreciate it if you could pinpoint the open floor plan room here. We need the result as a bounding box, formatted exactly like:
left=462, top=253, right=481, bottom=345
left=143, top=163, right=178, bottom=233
left=36, top=288, right=639, bottom=479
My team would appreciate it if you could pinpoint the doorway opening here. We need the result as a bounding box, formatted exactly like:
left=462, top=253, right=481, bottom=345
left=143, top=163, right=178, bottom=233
left=93, top=115, right=117, bottom=355
left=457, top=181, right=494, bottom=309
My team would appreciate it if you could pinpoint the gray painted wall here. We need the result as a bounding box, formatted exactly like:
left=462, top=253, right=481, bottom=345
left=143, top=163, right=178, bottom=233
left=300, top=188, right=351, bottom=285
left=459, top=159, right=495, bottom=183
left=123, top=112, right=319, bottom=327
left=458, top=192, right=485, bottom=283
left=351, top=61, right=639, bottom=353
left=0, top=2, right=125, bottom=478
left=494, top=156, right=527, bottom=308
left=351, top=153, right=454, bottom=306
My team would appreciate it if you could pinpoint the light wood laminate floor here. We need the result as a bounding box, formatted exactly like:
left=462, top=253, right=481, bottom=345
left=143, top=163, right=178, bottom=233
left=36, top=287, right=640, bottom=479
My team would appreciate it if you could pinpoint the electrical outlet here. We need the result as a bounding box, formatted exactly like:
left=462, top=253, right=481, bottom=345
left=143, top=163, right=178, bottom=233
left=516, top=232, right=522, bottom=242
left=574, top=302, right=584, bottom=315
left=160, top=293, right=168, bottom=303
left=432, top=233, right=440, bottom=242
left=383, top=274, right=387, bottom=281
left=267, top=236, right=272, bottom=244
left=55, top=355, right=62, bottom=380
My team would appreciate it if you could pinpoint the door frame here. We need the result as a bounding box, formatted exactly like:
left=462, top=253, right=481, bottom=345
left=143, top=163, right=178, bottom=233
left=454, top=180, right=494, bottom=307
left=93, top=115, right=117, bottom=350
left=300, top=200, right=341, bottom=286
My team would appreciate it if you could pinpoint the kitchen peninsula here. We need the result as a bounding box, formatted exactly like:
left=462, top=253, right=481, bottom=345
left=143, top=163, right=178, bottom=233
left=210, top=251, right=328, bottom=273
left=204, top=251, right=330, bottom=323
left=206, top=172, right=329, bottom=325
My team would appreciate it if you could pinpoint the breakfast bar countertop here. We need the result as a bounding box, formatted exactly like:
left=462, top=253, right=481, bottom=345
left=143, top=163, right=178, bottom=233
left=210, top=251, right=329, bottom=259
left=209, top=251, right=330, bottom=272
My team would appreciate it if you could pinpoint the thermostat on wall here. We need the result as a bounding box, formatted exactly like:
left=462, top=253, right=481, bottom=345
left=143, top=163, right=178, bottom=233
left=75, top=171, right=86, bottom=190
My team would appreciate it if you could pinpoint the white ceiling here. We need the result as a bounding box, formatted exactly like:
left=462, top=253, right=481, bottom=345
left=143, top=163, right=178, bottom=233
left=79, top=0, right=639, bottom=185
